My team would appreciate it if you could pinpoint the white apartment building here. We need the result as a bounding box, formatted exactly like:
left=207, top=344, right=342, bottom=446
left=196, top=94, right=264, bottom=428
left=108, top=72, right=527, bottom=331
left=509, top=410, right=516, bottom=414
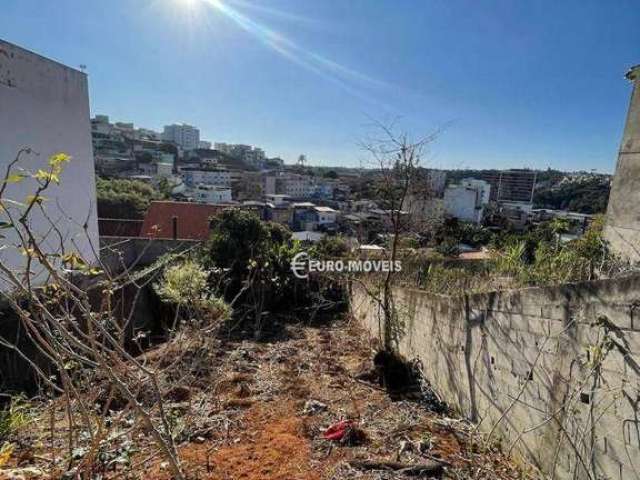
left=214, top=142, right=232, bottom=154
left=213, top=143, right=267, bottom=166
left=190, top=185, right=232, bottom=204
left=314, top=206, right=338, bottom=225
left=284, top=176, right=315, bottom=198
left=180, top=167, right=232, bottom=187
left=444, top=178, right=491, bottom=224
left=162, top=123, right=200, bottom=150
left=263, top=173, right=329, bottom=199
left=0, top=40, right=99, bottom=287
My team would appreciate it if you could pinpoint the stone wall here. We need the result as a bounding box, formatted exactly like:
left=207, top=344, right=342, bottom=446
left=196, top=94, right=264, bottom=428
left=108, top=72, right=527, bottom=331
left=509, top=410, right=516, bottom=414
left=351, top=275, right=640, bottom=479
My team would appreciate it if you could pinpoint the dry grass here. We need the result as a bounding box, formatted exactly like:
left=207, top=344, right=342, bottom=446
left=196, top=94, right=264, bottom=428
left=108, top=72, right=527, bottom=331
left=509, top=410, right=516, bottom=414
left=3, top=317, right=542, bottom=479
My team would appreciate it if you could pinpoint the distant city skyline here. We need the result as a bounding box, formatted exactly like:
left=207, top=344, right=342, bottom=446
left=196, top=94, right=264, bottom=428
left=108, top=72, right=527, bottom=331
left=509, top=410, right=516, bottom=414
left=2, top=0, right=639, bottom=172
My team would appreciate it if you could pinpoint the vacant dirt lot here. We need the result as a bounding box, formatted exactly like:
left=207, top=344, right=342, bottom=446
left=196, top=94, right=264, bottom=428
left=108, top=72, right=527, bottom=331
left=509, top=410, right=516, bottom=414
left=6, top=316, right=540, bottom=479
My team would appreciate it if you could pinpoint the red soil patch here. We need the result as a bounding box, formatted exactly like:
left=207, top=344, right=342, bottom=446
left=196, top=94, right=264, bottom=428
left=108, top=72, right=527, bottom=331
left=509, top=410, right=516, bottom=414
left=149, top=402, right=318, bottom=480
left=209, top=404, right=318, bottom=480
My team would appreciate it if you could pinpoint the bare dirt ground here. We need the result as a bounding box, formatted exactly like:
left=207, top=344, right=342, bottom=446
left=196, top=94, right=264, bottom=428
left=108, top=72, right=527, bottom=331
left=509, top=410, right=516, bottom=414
left=6, top=316, right=541, bottom=479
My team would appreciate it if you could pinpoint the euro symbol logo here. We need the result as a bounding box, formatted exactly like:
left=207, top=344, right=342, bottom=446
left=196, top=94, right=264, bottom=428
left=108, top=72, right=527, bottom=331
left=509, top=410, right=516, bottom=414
left=291, top=251, right=309, bottom=279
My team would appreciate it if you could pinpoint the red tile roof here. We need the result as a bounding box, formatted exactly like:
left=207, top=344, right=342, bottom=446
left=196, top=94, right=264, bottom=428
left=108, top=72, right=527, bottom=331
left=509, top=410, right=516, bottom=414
left=140, top=201, right=227, bottom=240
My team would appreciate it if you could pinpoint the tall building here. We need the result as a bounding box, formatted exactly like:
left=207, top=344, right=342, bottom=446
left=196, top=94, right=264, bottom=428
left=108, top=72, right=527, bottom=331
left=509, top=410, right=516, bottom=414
left=0, top=39, right=99, bottom=287
left=480, top=169, right=536, bottom=203
left=162, top=123, right=200, bottom=150
left=604, top=64, right=640, bottom=262
left=444, top=179, right=491, bottom=224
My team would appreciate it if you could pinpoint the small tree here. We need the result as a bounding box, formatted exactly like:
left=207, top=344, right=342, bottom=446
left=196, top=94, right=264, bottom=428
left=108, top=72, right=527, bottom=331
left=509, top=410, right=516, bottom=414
left=359, top=123, right=439, bottom=353
left=204, top=209, right=306, bottom=338
left=0, top=150, right=185, bottom=479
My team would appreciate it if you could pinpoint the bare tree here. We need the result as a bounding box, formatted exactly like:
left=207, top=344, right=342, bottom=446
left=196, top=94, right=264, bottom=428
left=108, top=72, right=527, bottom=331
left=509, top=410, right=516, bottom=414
left=358, top=122, right=440, bottom=353
left=0, top=150, right=185, bottom=479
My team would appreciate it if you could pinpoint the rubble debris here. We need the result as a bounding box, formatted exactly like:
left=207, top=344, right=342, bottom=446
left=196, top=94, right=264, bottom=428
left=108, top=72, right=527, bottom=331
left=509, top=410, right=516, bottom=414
left=0, top=467, right=49, bottom=480
left=302, top=400, right=327, bottom=415
left=348, top=459, right=444, bottom=476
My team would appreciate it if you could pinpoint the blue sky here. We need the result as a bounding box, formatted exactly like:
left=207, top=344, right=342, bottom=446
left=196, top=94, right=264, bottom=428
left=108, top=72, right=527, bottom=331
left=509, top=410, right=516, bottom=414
left=2, top=0, right=639, bottom=171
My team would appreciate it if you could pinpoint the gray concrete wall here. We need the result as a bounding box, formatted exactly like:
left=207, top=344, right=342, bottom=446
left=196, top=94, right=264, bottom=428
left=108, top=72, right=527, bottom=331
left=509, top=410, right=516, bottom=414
left=605, top=65, right=640, bottom=262
left=0, top=40, right=99, bottom=288
left=351, top=276, right=640, bottom=479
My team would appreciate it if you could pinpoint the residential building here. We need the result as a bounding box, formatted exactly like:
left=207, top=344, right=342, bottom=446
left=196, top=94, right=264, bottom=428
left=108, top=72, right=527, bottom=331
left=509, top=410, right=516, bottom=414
left=497, top=201, right=532, bottom=230
left=605, top=64, right=640, bottom=262
left=264, top=175, right=277, bottom=195
left=402, top=194, right=445, bottom=229
left=198, top=140, right=212, bottom=150
left=0, top=40, right=99, bottom=286
left=214, top=143, right=269, bottom=167
left=480, top=169, right=536, bottom=203
left=233, top=172, right=264, bottom=201
left=414, top=169, right=447, bottom=197
left=214, top=142, right=232, bottom=154
left=265, top=194, right=291, bottom=206
left=162, top=123, right=200, bottom=150
left=241, top=201, right=269, bottom=221
left=180, top=167, right=232, bottom=187
left=188, top=184, right=232, bottom=204
left=292, top=203, right=319, bottom=231
left=314, top=206, right=338, bottom=226
left=263, top=172, right=333, bottom=199
left=266, top=204, right=292, bottom=225
left=156, top=157, right=174, bottom=178
left=283, top=175, right=315, bottom=198
left=444, top=178, right=491, bottom=224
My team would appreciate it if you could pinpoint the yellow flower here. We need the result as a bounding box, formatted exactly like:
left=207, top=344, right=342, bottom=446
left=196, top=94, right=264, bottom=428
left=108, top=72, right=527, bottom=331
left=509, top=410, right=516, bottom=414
left=34, top=169, right=60, bottom=184
left=48, top=152, right=71, bottom=169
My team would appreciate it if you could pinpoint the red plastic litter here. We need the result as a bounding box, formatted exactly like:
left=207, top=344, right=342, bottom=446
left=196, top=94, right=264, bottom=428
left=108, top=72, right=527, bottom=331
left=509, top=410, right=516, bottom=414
left=323, top=420, right=354, bottom=441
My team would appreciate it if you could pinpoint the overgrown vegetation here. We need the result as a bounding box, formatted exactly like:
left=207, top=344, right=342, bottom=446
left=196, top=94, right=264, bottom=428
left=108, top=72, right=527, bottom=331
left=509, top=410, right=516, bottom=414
left=533, top=176, right=610, bottom=214
left=154, top=259, right=230, bottom=328
left=96, top=177, right=163, bottom=219
left=202, top=209, right=335, bottom=338
left=492, top=215, right=614, bottom=286
left=405, top=215, right=622, bottom=295
left=0, top=397, right=30, bottom=442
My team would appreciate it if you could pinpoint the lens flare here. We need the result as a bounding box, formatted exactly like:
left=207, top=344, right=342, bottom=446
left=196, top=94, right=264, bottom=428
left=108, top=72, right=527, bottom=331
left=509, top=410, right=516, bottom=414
left=195, top=0, right=393, bottom=106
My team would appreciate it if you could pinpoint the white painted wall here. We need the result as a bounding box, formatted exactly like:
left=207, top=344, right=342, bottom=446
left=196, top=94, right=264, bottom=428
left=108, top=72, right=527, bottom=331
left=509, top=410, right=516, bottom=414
left=0, top=40, right=99, bottom=288
left=188, top=185, right=232, bottom=204
left=444, top=186, right=483, bottom=224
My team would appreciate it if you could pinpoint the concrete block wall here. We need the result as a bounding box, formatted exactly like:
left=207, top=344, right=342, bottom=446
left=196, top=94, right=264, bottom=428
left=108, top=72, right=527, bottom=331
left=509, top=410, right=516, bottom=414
left=351, top=275, right=640, bottom=479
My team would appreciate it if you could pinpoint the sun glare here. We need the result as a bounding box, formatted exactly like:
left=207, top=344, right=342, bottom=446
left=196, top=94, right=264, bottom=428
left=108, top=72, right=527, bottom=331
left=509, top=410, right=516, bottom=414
left=163, top=0, right=392, bottom=106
